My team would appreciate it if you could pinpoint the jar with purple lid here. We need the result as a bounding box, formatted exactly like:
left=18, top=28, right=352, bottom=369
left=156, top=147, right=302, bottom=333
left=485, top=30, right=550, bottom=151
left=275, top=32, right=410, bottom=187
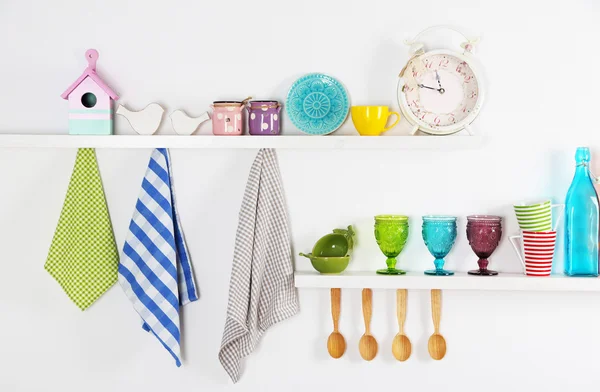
left=246, top=100, right=281, bottom=135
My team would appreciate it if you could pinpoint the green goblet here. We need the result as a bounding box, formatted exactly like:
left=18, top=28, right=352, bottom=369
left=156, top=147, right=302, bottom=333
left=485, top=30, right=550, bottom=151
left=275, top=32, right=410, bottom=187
left=374, top=215, right=409, bottom=275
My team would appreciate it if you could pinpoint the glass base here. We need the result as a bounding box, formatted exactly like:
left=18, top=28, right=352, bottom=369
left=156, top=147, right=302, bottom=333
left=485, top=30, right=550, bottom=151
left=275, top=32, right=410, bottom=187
left=376, top=268, right=406, bottom=275
left=424, top=269, right=454, bottom=276
left=468, top=269, right=498, bottom=276
left=564, top=269, right=599, bottom=277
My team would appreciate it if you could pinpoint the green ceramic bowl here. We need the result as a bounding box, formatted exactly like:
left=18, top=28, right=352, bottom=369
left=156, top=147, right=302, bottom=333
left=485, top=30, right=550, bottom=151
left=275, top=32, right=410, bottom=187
left=299, top=253, right=350, bottom=274
left=312, top=225, right=355, bottom=257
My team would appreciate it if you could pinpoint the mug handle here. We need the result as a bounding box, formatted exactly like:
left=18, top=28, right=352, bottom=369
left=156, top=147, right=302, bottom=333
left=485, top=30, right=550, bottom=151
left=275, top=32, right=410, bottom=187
left=509, top=235, right=526, bottom=274
left=551, top=204, right=565, bottom=231
left=383, top=111, right=401, bottom=132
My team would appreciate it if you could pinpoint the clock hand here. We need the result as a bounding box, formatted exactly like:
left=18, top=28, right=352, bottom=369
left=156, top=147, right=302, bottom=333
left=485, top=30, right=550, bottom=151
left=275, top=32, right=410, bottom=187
left=435, top=70, right=445, bottom=94
left=418, top=83, right=446, bottom=94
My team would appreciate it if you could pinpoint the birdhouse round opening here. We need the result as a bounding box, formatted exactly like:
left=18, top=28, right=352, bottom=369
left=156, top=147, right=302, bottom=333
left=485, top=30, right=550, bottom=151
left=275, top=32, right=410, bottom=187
left=81, top=92, right=97, bottom=108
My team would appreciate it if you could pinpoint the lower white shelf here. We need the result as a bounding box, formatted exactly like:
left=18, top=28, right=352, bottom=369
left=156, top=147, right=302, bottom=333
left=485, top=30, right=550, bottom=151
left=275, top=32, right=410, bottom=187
left=294, top=271, right=600, bottom=292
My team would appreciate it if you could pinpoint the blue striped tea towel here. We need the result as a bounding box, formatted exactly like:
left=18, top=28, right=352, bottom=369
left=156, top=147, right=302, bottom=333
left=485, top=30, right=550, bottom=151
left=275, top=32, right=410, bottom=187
left=119, top=148, right=198, bottom=367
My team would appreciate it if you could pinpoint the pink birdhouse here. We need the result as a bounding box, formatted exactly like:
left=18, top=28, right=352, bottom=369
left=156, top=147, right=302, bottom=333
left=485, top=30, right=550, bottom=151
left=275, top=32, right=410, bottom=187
left=61, top=49, right=119, bottom=135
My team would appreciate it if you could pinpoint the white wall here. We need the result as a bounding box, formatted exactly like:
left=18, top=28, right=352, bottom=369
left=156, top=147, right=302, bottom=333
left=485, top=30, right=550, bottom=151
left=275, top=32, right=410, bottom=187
left=1, top=0, right=600, bottom=391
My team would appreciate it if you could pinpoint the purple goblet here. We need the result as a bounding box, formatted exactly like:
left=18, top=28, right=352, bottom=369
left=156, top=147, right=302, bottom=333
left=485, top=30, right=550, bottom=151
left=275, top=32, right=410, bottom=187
left=466, top=215, right=502, bottom=276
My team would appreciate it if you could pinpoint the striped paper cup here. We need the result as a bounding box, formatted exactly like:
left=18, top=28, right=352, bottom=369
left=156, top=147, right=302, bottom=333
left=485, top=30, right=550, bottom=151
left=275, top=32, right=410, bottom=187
left=509, top=230, right=557, bottom=277
left=513, top=200, right=564, bottom=232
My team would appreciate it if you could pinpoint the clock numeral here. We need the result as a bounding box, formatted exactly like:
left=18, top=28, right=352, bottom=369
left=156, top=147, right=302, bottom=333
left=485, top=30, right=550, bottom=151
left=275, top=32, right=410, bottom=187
left=434, top=116, right=441, bottom=125
left=410, top=99, right=419, bottom=108
left=464, top=75, right=473, bottom=83
left=420, top=112, right=427, bottom=120
left=468, top=91, right=477, bottom=99
left=424, top=61, right=433, bottom=69
left=439, top=59, right=449, bottom=68
left=462, top=107, right=468, bottom=113
left=449, top=115, right=456, bottom=123
left=456, top=64, right=463, bottom=73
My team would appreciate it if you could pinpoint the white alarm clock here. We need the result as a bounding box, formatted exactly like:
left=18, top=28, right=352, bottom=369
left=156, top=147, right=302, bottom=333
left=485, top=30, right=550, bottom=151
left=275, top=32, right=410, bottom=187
left=398, top=26, right=484, bottom=136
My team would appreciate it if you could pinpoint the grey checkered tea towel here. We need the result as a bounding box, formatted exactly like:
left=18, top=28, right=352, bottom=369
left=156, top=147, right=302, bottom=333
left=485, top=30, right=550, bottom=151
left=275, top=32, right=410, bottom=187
left=219, top=148, right=299, bottom=383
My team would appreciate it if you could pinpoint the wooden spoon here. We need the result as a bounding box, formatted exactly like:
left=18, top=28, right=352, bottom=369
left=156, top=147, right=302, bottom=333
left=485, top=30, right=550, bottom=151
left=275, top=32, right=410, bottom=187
left=358, top=288, right=378, bottom=361
left=392, top=289, right=412, bottom=361
left=428, top=289, right=447, bottom=360
left=327, top=288, right=346, bottom=359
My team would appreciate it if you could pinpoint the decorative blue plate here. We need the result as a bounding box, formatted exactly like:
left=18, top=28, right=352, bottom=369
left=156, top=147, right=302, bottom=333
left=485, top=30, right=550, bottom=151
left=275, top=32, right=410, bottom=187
left=286, top=73, right=350, bottom=135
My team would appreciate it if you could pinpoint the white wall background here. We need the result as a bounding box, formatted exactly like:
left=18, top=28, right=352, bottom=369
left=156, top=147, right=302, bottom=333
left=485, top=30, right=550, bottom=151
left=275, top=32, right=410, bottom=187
left=1, top=0, right=600, bottom=391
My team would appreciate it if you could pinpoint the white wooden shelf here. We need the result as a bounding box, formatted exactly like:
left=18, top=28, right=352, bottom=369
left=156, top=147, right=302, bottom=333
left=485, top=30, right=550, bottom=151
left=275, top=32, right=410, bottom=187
left=0, top=134, right=482, bottom=149
left=294, top=271, right=600, bottom=292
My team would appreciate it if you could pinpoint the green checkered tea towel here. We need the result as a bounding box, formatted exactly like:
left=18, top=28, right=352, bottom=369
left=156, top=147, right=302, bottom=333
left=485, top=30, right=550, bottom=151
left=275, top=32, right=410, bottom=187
left=45, top=148, right=119, bottom=311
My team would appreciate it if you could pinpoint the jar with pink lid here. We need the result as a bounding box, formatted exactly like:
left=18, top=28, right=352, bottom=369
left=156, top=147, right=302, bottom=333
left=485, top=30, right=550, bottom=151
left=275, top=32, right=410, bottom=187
left=210, top=101, right=245, bottom=135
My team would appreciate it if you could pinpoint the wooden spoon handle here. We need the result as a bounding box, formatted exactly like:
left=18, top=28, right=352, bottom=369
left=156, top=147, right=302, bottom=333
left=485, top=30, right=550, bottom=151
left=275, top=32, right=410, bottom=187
left=396, top=289, right=407, bottom=333
left=331, top=288, right=341, bottom=332
left=431, top=289, right=441, bottom=334
left=362, top=288, right=372, bottom=334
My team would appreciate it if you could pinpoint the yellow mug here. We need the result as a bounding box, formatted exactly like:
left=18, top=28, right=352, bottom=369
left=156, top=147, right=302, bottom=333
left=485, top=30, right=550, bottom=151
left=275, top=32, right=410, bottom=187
left=351, top=106, right=401, bottom=136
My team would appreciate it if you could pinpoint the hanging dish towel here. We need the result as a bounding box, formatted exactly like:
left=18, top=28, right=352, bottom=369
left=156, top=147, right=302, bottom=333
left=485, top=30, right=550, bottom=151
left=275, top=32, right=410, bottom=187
left=119, top=148, right=198, bottom=367
left=45, top=148, right=119, bottom=311
left=219, top=148, right=300, bottom=383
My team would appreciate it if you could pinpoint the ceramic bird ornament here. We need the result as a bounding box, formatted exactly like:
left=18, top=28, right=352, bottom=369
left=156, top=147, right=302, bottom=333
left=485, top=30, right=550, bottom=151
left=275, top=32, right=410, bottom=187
left=170, top=109, right=210, bottom=135
left=117, top=103, right=165, bottom=135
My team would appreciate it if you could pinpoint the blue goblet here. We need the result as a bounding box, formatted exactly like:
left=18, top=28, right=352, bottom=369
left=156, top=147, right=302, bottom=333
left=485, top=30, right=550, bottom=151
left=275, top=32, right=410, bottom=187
left=422, top=216, right=457, bottom=276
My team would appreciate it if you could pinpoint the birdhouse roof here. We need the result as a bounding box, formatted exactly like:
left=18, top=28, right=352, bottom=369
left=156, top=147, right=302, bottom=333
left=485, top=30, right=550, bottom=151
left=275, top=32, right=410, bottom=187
left=61, top=49, right=119, bottom=100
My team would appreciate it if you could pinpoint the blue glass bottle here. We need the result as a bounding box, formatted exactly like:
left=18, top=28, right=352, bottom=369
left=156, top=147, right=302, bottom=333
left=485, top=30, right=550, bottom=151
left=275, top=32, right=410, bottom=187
left=564, top=147, right=599, bottom=276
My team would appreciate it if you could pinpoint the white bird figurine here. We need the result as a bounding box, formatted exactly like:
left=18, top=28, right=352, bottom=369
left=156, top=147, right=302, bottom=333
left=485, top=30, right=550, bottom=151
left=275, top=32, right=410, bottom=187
left=170, top=109, right=210, bottom=135
left=116, top=103, right=165, bottom=135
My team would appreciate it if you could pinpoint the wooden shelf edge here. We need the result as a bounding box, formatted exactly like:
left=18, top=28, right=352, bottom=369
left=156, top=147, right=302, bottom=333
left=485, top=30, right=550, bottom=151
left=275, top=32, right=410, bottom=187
left=294, top=271, right=600, bottom=291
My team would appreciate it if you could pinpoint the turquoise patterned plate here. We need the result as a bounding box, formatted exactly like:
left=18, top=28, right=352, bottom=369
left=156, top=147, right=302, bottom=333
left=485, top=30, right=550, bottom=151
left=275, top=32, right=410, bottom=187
left=286, top=73, right=350, bottom=135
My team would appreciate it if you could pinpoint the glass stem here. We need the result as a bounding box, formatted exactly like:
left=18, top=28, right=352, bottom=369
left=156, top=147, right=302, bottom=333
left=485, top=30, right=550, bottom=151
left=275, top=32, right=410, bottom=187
left=478, top=258, right=489, bottom=271
left=434, top=258, right=445, bottom=272
left=386, top=257, right=397, bottom=270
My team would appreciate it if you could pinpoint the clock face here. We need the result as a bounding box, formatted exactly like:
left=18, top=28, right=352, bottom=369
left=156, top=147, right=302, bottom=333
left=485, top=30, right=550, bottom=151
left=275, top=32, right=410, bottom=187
left=400, top=52, right=481, bottom=133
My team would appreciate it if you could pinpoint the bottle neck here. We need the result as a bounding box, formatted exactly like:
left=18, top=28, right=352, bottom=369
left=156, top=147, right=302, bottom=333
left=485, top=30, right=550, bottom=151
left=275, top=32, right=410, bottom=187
left=575, top=162, right=592, bottom=180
